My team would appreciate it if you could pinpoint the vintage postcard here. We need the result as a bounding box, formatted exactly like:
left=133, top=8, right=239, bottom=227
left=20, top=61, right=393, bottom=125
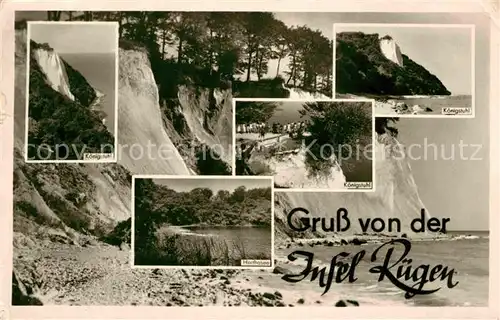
left=0, top=2, right=498, bottom=320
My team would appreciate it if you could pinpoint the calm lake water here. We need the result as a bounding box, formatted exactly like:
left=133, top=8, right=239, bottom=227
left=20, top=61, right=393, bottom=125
left=60, top=53, right=117, bottom=135
left=279, top=234, right=488, bottom=306
left=186, top=226, right=272, bottom=260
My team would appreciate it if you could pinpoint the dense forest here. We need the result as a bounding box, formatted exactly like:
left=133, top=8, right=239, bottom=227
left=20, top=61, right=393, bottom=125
left=335, top=32, right=451, bottom=96
left=28, top=41, right=114, bottom=160
left=43, top=11, right=333, bottom=97
left=134, top=179, right=272, bottom=227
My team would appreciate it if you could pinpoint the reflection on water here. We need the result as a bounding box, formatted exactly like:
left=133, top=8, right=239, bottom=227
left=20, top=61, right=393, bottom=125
left=187, top=226, right=272, bottom=260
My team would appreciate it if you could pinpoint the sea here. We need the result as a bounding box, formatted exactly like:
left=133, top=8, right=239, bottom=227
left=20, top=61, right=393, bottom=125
left=60, top=53, right=117, bottom=135
left=186, top=226, right=273, bottom=260
left=277, top=232, right=488, bottom=306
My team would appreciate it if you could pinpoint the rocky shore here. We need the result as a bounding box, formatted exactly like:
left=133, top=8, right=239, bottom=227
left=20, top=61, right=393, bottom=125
left=13, top=240, right=360, bottom=307
left=274, top=232, right=456, bottom=251
left=13, top=224, right=469, bottom=307
left=335, top=93, right=435, bottom=115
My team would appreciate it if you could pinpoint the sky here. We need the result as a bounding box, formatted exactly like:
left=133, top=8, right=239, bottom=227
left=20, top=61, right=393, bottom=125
left=152, top=178, right=272, bottom=194
left=29, top=23, right=118, bottom=54
left=334, top=24, right=472, bottom=95
left=274, top=12, right=476, bottom=95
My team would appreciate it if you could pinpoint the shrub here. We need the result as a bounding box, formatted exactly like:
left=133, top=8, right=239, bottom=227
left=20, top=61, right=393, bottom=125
left=134, top=233, right=230, bottom=266
left=302, top=101, right=372, bottom=176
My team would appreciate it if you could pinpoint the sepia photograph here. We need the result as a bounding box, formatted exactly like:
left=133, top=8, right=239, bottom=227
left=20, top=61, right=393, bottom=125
left=25, top=21, right=118, bottom=162
left=234, top=99, right=374, bottom=191
left=334, top=23, right=474, bottom=117
left=9, top=10, right=493, bottom=311
left=132, top=176, right=273, bottom=268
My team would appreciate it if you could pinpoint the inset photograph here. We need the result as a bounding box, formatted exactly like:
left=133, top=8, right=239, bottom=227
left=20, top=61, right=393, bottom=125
left=132, top=176, right=274, bottom=269
left=234, top=99, right=374, bottom=191
left=334, top=23, right=474, bottom=117
left=230, top=12, right=333, bottom=99
left=25, top=21, right=118, bottom=162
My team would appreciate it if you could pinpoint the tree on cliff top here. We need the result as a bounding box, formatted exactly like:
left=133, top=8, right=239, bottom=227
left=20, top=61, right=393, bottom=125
left=45, top=11, right=333, bottom=95
left=375, top=117, right=400, bottom=137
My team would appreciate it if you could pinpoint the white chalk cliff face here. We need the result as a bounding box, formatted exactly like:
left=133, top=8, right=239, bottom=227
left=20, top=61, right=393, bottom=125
left=275, top=133, right=432, bottom=238
left=177, top=85, right=233, bottom=165
left=118, top=49, right=191, bottom=175
left=32, top=48, right=75, bottom=101
left=379, top=37, right=404, bottom=67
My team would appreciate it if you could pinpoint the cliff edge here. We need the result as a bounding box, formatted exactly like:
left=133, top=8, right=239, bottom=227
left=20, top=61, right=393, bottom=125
left=335, top=32, right=451, bottom=96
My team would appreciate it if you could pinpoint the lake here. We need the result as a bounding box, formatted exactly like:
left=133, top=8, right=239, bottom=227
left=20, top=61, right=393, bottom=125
left=60, top=53, right=117, bottom=135
left=186, top=226, right=273, bottom=262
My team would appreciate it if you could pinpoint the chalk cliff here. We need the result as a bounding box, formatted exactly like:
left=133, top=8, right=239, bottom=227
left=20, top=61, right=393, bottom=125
left=117, top=48, right=191, bottom=174
left=14, top=28, right=235, bottom=247
left=26, top=38, right=113, bottom=160
left=379, top=36, right=404, bottom=67
left=335, top=32, right=451, bottom=96
left=15, top=31, right=190, bottom=247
